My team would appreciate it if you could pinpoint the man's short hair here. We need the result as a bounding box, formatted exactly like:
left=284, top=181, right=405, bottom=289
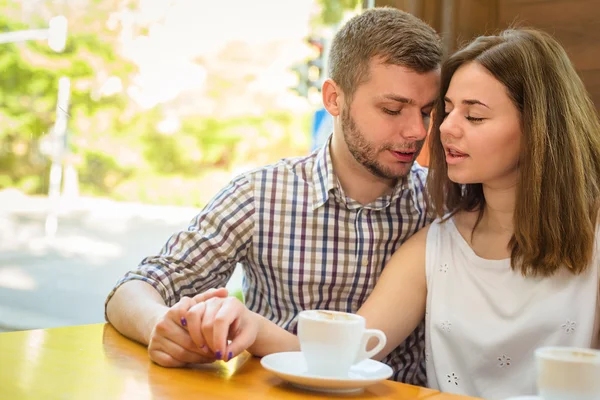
left=329, top=7, right=442, bottom=102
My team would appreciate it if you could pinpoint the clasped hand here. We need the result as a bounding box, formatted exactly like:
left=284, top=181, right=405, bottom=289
left=147, top=288, right=258, bottom=367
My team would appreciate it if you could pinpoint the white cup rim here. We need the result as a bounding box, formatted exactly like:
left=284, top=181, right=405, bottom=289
left=535, top=346, right=600, bottom=365
left=299, top=309, right=364, bottom=324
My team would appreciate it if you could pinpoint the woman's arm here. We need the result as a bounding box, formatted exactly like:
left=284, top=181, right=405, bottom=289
left=244, top=224, right=430, bottom=359
left=247, top=313, right=301, bottom=355
left=357, top=225, right=429, bottom=360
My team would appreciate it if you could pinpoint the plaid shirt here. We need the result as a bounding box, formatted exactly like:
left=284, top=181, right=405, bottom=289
left=106, top=137, right=432, bottom=385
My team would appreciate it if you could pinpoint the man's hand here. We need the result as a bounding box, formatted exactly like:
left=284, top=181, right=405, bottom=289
left=192, top=287, right=229, bottom=304
left=147, top=288, right=229, bottom=367
left=185, top=296, right=259, bottom=362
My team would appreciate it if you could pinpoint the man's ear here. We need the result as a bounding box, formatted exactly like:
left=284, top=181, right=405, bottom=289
left=322, top=79, right=343, bottom=117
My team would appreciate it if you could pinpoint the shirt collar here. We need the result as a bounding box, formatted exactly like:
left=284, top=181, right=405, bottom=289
left=311, top=135, right=337, bottom=210
left=311, top=135, right=422, bottom=210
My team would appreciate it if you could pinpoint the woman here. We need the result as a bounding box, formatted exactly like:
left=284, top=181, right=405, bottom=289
left=183, top=28, right=600, bottom=399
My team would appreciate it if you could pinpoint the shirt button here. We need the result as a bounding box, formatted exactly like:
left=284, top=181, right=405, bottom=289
left=362, top=259, right=369, bottom=267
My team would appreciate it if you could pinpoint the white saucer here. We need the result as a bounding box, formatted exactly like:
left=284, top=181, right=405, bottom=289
left=260, top=351, right=393, bottom=393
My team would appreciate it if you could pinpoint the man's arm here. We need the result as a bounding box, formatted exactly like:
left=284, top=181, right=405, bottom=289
left=106, top=280, right=168, bottom=345
left=105, top=174, right=255, bottom=347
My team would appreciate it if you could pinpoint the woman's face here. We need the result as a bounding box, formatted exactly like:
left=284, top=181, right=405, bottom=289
left=440, top=62, right=522, bottom=189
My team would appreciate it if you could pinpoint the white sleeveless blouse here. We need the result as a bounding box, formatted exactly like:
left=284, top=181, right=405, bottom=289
left=425, top=218, right=599, bottom=399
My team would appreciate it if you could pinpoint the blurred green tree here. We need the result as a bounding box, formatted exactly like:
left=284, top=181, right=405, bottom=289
left=317, top=0, right=362, bottom=25
left=0, top=0, right=141, bottom=195
left=0, top=0, right=311, bottom=206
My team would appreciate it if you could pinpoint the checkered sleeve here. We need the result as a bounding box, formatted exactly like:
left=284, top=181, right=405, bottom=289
left=105, top=174, right=255, bottom=310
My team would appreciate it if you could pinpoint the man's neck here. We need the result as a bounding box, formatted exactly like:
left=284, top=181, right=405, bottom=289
left=329, top=134, right=397, bottom=206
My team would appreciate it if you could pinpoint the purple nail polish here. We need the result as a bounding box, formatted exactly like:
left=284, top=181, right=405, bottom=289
left=228, top=351, right=233, bottom=361
left=180, top=317, right=187, bottom=327
left=215, top=351, right=222, bottom=360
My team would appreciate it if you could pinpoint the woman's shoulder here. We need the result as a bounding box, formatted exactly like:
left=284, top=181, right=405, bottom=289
left=411, top=211, right=479, bottom=247
left=406, top=223, right=432, bottom=246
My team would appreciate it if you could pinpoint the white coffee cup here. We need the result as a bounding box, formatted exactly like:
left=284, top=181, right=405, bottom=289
left=535, top=346, right=600, bottom=400
left=297, top=310, right=387, bottom=377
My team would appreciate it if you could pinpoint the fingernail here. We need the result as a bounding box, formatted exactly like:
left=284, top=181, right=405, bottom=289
left=228, top=351, right=233, bottom=361
left=180, top=317, right=187, bottom=327
left=215, top=351, right=222, bottom=360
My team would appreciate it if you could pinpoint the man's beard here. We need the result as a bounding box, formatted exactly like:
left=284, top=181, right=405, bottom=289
left=341, top=107, right=422, bottom=180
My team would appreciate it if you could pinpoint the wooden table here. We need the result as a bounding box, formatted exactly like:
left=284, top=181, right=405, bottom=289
left=0, top=324, right=477, bottom=399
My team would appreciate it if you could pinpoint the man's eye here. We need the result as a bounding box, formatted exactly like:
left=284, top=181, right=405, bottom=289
left=383, top=108, right=401, bottom=115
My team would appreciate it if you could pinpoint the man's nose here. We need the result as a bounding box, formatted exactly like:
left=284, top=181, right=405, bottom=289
left=401, top=111, right=428, bottom=141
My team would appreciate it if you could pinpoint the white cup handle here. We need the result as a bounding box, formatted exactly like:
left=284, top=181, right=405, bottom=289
left=356, top=329, right=387, bottom=363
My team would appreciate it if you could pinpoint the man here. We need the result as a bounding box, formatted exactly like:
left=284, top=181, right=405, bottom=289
left=106, top=7, right=441, bottom=386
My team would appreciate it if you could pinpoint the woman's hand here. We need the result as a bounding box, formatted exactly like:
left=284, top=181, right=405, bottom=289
left=184, top=296, right=260, bottom=362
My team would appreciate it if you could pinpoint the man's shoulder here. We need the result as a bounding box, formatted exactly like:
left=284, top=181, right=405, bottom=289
left=234, top=152, right=318, bottom=185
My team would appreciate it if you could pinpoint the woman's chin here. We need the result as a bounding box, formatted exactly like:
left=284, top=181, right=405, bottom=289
left=447, top=172, right=476, bottom=185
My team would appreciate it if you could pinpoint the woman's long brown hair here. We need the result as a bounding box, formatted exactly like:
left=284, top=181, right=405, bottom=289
left=427, top=28, right=600, bottom=277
